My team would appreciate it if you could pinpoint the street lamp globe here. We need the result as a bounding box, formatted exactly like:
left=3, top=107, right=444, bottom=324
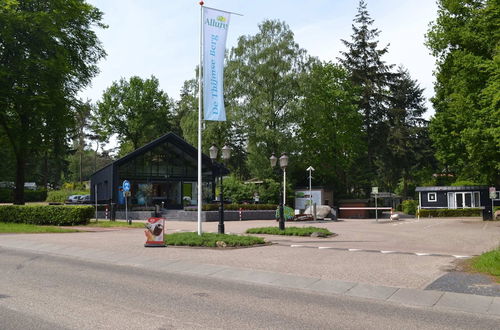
left=270, top=153, right=278, bottom=168
left=221, top=145, right=231, bottom=161
left=279, top=153, right=288, bottom=169
left=209, top=145, right=218, bottom=161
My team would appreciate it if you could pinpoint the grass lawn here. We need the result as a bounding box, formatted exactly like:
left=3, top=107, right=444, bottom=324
left=85, top=220, right=145, bottom=228
left=470, top=248, right=500, bottom=281
left=0, top=222, right=80, bottom=233
left=165, top=232, right=265, bottom=247
left=246, top=226, right=333, bottom=236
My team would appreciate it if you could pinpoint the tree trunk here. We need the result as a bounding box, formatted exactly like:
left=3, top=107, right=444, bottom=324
left=14, top=152, right=26, bottom=205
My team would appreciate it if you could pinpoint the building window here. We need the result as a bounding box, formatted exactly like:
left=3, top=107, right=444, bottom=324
left=428, top=192, right=437, bottom=202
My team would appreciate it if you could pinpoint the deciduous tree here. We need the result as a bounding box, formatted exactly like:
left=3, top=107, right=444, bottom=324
left=426, top=0, right=499, bottom=185
left=0, top=0, right=106, bottom=203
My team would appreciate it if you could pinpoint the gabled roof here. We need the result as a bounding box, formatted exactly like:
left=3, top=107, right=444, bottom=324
left=91, top=132, right=228, bottom=176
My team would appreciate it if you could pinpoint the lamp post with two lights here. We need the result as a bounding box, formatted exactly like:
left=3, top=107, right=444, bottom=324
left=270, top=153, right=288, bottom=230
left=209, top=144, right=231, bottom=234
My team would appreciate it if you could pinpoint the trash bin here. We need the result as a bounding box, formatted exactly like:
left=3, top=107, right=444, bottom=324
left=482, top=207, right=492, bottom=221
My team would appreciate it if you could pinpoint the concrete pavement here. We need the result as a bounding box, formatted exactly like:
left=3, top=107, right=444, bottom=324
left=0, top=217, right=499, bottom=318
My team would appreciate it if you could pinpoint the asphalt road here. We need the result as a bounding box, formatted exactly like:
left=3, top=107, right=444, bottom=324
left=0, top=248, right=498, bottom=330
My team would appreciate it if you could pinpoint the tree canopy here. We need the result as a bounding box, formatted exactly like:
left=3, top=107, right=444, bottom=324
left=426, top=0, right=500, bottom=185
left=94, top=75, right=175, bottom=155
left=0, top=0, right=106, bottom=203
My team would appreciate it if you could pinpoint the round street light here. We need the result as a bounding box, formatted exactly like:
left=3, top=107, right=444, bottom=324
left=221, top=145, right=231, bottom=161
left=270, top=153, right=278, bottom=168
left=279, top=153, right=288, bottom=169
left=209, top=145, right=218, bottom=161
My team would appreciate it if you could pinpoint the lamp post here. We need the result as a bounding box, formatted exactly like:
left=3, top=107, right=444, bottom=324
left=209, top=144, right=231, bottom=234
left=270, top=153, right=288, bottom=230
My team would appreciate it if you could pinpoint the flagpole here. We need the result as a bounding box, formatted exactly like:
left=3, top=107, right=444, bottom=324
left=197, top=1, right=204, bottom=235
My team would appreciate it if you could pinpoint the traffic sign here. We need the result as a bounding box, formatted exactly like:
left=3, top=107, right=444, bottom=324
left=123, top=180, right=131, bottom=192
left=489, top=187, right=497, bottom=199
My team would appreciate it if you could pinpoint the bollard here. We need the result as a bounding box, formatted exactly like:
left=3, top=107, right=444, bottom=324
left=313, top=203, right=317, bottom=221
left=239, top=208, right=242, bottom=221
left=105, top=206, right=109, bottom=220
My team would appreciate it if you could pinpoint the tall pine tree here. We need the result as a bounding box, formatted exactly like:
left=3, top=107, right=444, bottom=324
left=338, top=0, right=393, bottom=195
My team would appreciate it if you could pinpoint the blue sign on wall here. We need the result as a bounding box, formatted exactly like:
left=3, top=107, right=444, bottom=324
left=123, top=180, right=131, bottom=192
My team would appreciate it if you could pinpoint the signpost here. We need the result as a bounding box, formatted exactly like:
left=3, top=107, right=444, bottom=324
left=95, top=184, right=98, bottom=222
left=306, top=166, right=315, bottom=210
left=490, top=187, right=496, bottom=219
left=123, top=180, right=130, bottom=224
left=372, top=187, right=379, bottom=222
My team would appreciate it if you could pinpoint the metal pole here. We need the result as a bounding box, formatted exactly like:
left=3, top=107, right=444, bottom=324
left=375, top=193, right=378, bottom=222
left=95, top=184, right=98, bottom=222
left=279, top=183, right=285, bottom=230
left=125, top=192, right=130, bottom=225
left=197, top=2, right=204, bottom=236
left=218, top=174, right=224, bottom=234
left=283, top=167, right=286, bottom=206
left=309, top=169, right=312, bottom=209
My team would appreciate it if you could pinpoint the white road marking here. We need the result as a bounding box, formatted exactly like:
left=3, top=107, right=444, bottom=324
left=380, top=251, right=395, bottom=254
left=290, top=245, right=304, bottom=248
left=453, top=255, right=471, bottom=259
left=415, top=253, right=431, bottom=256
left=348, top=248, right=362, bottom=252
left=318, top=247, right=334, bottom=249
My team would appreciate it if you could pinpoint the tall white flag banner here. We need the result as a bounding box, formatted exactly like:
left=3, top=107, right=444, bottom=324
left=203, top=7, right=230, bottom=121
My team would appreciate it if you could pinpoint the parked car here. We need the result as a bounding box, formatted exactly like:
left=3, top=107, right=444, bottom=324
left=65, top=195, right=82, bottom=204
left=78, top=195, right=92, bottom=204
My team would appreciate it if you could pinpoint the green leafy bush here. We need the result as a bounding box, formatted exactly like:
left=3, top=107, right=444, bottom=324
left=164, top=232, right=265, bottom=247
left=246, top=226, right=333, bottom=236
left=0, top=205, right=93, bottom=225
left=418, top=208, right=481, bottom=217
left=220, top=176, right=294, bottom=205
left=46, top=190, right=89, bottom=203
left=402, top=200, right=418, bottom=215
left=0, top=188, right=47, bottom=203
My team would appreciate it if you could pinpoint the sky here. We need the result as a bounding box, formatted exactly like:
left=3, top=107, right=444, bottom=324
left=82, top=0, right=439, bottom=118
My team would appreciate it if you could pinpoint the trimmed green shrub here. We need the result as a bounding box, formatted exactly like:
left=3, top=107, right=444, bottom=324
left=418, top=208, right=481, bottom=217
left=246, top=226, right=333, bottom=236
left=164, top=232, right=265, bottom=247
left=184, top=203, right=278, bottom=211
left=46, top=190, right=89, bottom=203
left=402, top=200, right=418, bottom=215
left=0, top=188, right=47, bottom=203
left=0, top=205, right=93, bottom=225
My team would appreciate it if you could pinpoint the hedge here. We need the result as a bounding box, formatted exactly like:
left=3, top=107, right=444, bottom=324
left=418, top=208, right=482, bottom=217
left=0, top=205, right=93, bottom=226
left=46, top=190, right=89, bottom=203
left=0, top=188, right=47, bottom=203
left=184, top=203, right=278, bottom=211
